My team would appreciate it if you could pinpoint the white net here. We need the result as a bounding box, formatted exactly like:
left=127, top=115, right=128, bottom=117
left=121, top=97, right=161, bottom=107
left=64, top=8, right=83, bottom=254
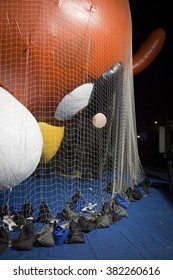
left=0, top=0, right=145, bottom=240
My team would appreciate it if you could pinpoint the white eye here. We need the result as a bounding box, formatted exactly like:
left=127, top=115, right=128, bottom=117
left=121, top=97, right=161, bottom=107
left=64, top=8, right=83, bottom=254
left=55, top=83, right=94, bottom=121
left=0, top=87, right=43, bottom=191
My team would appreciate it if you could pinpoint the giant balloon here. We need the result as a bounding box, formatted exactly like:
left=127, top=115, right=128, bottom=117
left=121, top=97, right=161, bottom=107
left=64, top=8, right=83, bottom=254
left=0, top=1, right=165, bottom=122
left=0, top=0, right=166, bottom=187
left=0, top=0, right=131, bottom=123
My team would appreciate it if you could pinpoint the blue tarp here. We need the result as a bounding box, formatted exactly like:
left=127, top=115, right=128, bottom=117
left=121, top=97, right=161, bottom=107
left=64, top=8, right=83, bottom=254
left=0, top=169, right=173, bottom=260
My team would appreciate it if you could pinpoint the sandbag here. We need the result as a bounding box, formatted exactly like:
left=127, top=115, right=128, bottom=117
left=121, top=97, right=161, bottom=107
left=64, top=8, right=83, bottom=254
left=36, top=201, right=51, bottom=223
left=77, top=216, right=96, bottom=233
left=34, top=224, right=55, bottom=247
left=95, top=214, right=110, bottom=228
left=53, top=225, right=70, bottom=246
left=0, top=227, right=9, bottom=253
left=65, top=221, right=85, bottom=244
left=11, top=222, right=36, bottom=251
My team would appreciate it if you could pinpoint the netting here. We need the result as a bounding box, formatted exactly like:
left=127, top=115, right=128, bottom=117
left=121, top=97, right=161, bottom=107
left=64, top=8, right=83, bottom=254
left=0, top=0, right=145, bottom=241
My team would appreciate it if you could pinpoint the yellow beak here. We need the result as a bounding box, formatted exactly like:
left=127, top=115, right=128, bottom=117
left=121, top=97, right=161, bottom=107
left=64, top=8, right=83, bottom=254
left=38, top=122, right=64, bottom=163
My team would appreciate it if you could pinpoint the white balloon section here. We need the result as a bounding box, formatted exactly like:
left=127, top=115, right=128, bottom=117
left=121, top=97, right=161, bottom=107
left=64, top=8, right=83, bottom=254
left=55, top=82, right=107, bottom=128
left=0, top=87, right=43, bottom=192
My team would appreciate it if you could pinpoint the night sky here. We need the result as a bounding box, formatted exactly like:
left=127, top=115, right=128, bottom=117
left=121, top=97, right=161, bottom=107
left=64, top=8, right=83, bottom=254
left=129, top=0, right=172, bottom=131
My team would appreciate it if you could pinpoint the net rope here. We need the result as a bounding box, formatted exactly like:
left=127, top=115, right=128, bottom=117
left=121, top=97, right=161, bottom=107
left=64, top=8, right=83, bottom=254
left=0, top=0, right=145, bottom=239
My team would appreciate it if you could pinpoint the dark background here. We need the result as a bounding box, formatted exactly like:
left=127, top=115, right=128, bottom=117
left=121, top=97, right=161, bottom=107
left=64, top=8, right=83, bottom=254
left=129, top=0, right=172, bottom=167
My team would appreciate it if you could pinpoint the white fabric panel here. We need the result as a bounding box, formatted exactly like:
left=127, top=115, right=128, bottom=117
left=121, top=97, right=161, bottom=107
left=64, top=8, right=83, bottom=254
left=55, top=83, right=93, bottom=120
left=0, top=87, right=43, bottom=191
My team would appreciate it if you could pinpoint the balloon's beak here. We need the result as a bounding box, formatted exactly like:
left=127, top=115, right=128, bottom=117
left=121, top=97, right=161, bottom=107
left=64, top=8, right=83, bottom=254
left=38, top=122, right=64, bottom=163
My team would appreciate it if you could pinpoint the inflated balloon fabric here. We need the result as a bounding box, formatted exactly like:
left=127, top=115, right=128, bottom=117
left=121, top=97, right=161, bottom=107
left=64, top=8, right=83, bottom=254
left=0, top=87, right=43, bottom=191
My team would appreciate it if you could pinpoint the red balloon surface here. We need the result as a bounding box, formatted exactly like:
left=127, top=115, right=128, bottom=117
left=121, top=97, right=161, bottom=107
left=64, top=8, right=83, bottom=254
left=0, top=0, right=131, bottom=122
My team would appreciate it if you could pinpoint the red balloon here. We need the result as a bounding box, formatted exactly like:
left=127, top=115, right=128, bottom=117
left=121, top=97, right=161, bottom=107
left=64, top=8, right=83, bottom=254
left=0, top=0, right=131, bottom=123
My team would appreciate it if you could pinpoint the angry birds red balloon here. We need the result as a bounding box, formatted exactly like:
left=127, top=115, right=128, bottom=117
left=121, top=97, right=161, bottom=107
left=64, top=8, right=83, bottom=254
left=0, top=0, right=166, bottom=188
left=0, top=0, right=132, bottom=122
